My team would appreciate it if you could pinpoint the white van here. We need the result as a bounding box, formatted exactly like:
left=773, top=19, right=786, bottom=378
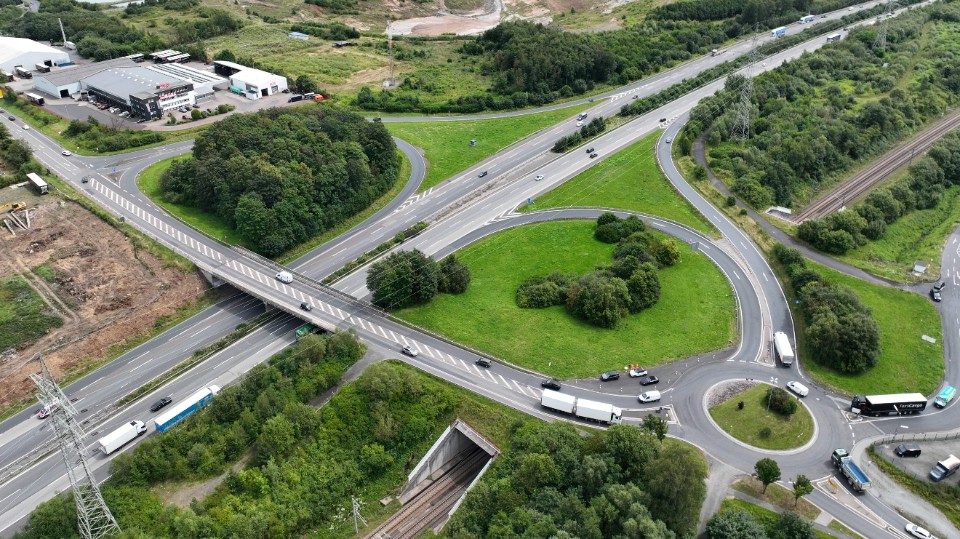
left=638, top=391, right=661, bottom=403
left=275, top=271, right=293, bottom=283
left=786, top=381, right=809, bottom=397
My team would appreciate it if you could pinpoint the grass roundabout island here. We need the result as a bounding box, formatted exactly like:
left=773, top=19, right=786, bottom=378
left=394, top=219, right=735, bottom=378
left=708, top=382, right=815, bottom=451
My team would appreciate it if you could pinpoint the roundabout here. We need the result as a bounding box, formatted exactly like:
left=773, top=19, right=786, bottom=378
left=706, top=380, right=817, bottom=452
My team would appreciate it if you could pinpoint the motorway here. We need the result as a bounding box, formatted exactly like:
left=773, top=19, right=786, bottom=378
left=0, top=1, right=955, bottom=536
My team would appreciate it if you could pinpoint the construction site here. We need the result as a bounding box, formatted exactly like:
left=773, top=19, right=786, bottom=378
left=0, top=182, right=207, bottom=409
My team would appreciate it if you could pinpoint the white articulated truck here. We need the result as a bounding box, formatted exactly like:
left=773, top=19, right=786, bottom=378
left=773, top=331, right=794, bottom=366
left=541, top=390, right=622, bottom=425
left=98, top=420, right=147, bottom=455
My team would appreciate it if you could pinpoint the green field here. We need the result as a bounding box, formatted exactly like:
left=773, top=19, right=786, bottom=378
left=386, top=104, right=591, bottom=191
left=800, top=261, right=943, bottom=396
left=395, top=220, right=735, bottom=378
left=0, top=275, right=63, bottom=350
left=709, top=384, right=814, bottom=451
left=521, top=132, right=714, bottom=234
left=838, top=184, right=960, bottom=283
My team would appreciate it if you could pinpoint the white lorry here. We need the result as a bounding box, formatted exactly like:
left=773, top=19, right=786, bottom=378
left=98, top=420, right=147, bottom=455
left=773, top=331, right=794, bottom=366
left=541, top=390, right=622, bottom=424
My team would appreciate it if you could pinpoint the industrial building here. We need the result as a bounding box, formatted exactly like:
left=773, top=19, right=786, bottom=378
left=213, top=60, right=288, bottom=100
left=0, top=37, right=70, bottom=75
left=33, top=58, right=136, bottom=98
left=147, top=63, right=226, bottom=103
left=82, top=67, right=195, bottom=118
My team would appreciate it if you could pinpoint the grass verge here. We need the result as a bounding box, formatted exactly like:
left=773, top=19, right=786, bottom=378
left=868, top=445, right=960, bottom=530
left=717, top=498, right=832, bottom=539
left=395, top=220, right=735, bottom=378
left=709, top=384, right=814, bottom=451
left=800, top=261, right=943, bottom=396
left=520, top=132, right=714, bottom=234
left=731, top=478, right=820, bottom=520
left=385, top=103, right=592, bottom=192
left=0, top=275, right=63, bottom=351
left=828, top=518, right=865, bottom=539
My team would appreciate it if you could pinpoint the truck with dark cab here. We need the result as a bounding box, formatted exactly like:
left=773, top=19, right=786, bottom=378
left=832, top=448, right=871, bottom=492
left=850, top=393, right=926, bottom=416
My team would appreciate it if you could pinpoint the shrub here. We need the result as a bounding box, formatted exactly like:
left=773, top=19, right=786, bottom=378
left=765, top=386, right=798, bottom=416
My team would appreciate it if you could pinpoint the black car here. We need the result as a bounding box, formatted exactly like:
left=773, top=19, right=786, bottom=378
left=300, top=302, right=313, bottom=311
left=895, top=443, right=922, bottom=457
left=589, top=153, right=598, bottom=159
left=7, top=116, right=14, bottom=121
left=150, top=397, right=172, bottom=412
left=81, top=176, right=90, bottom=183
left=931, top=289, right=942, bottom=302
left=541, top=379, right=562, bottom=391
left=600, top=371, right=620, bottom=382
left=639, top=375, right=659, bottom=386
left=478, top=171, right=488, bottom=178
left=585, top=147, right=595, bottom=154
left=475, top=357, right=492, bottom=368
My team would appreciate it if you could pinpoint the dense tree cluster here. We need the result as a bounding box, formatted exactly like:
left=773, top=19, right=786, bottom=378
left=158, top=108, right=400, bottom=256
left=445, top=422, right=707, bottom=538
left=707, top=509, right=814, bottom=539
left=63, top=118, right=165, bottom=152
left=515, top=214, right=677, bottom=328
left=0, top=123, right=41, bottom=188
left=773, top=244, right=880, bottom=373
left=765, top=386, right=798, bottom=416
left=799, top=132, right=960, bottom=254
left=367, top=250, right=471, bottom=309
left=688, top=5, right=960, bottom=209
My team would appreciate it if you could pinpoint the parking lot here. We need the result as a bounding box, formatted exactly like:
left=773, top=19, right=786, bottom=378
left=874, top=436, right=960, bottom=483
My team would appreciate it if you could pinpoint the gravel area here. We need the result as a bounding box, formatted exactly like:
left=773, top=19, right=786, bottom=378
left=707, top=379, right=760, bottom=408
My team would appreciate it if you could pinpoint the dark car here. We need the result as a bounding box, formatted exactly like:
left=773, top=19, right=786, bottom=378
left=7, top=116, right=14, bottom=121
left=931, top=289, right=942, bottom=302
left=934, top=280, right=946, bottom=291
left=300, top=302, right=313, bottom=311
left=475, top=357, right=492, bottom=368
left=81, top=176, right=90, bottom=183
left=600, top=371, right=620, bottom=382
left=895, top=443, right=922, bottom=458
left=589, top=152, right=598, bottom=159
left=639, top=375, right=659, bottom=386
left=150, top=397, right=172, bottom=412
left=585, top=147, right=595, bottom=154
left=541, top=379, right=562, bottom=391
left=478, top=171, right=488, bottom=178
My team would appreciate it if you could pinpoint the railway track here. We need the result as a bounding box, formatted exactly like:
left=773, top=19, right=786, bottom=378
left=794, top=110, right=960, bottom=223
left=366, top=447, right=489, bottom=539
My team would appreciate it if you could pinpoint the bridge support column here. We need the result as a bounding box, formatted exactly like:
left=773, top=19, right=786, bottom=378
left=200, top=269, right=227, bottom=288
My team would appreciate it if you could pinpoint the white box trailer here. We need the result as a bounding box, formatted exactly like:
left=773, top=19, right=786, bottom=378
left=541, top=389, right=576, bottom=414
left=576, top=398, right=623, bottom=424
left=774, top=331, right=794, bottom=366
left=98, top=420, right=146, bottom=455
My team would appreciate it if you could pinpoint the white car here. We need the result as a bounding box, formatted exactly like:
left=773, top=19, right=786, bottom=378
left=22, top=125, right=29, bottom=130
left=535, top=175, right=544, bottom=181
left=629, top=368, right=648, bottom=378
left=576, top=121, right=583, bottom=127
left=786, top=381, right=809, bottom=397
left=275, top=271, right=293, bottom=283
left=905, top=523, right=932, bottom=539
left=62, top=150, right=72, bottom=156
left=638, top=391, right=661, bottom=403
left=401, top=345, right=419, bottom=357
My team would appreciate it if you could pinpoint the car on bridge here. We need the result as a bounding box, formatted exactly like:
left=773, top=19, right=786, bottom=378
left=401, top=345, right=419, bottom=357
left=300, top=302, right=313, bottom=311
left=275, top=271, right=293, bottom=283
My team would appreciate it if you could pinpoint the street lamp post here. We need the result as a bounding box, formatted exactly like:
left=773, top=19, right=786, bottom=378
left=894, top=425, right=908, bottom=438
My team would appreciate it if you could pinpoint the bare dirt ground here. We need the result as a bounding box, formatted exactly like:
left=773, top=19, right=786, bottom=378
left=388, top=0, right=502, bottom=36
left=0, top=188, right=206, bottom=407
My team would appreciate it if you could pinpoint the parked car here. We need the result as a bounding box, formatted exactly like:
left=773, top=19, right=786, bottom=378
left=639, top=375, right=659, bottom=386
left=638, top=391, right=661, bottom=403
left=541, top=379, right=562, bottom=391
left=401, top=345, right=419, bottom=357
left=600, top=371, right=620, bottom=382
left=628, top=368, right=648, bottom=378
left=475, top=357, right=492, bottom=368
left=786, top=381, right=809, bottom=397
left=895, top=444, right=922, bottom=458
left=931, top=289, right=942, bottom=302
left=150, top=397, right=172, bottom=412
left=299, top=302, right=313, bottom=311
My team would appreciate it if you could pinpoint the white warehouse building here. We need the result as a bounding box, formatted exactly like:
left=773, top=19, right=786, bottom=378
left=0, top=37, right=70, bottom=74
left=213, top=61, right=287, bottom=100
